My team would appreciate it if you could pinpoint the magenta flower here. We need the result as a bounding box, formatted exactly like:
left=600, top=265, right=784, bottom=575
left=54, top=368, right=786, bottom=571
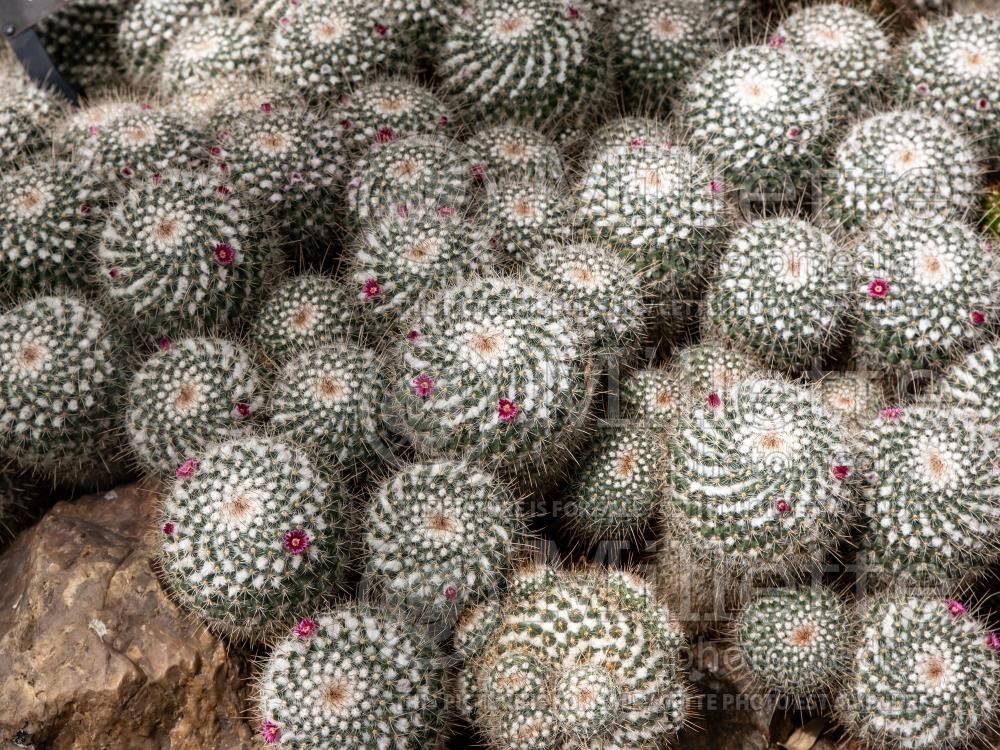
left=879, top=406, right=902, bottom=419
left=175, top=458, right=199, bottom=479
left=79, top=203, right=92, bottom=215
left=868, top=278, right=889, bottom=299
left=444, top=584, right=458, bottom=602
left=707, top=392, right=722, bottom=409
left=157, top=336, right=172, bottom=351
left=831, top=465, right=850, bottom=480
left=786, top=126, right=801, bottom=139
left=768, top=34, right=785, bottom=48
left=233, top=402, right=252, bottom=418
left=162, top=523, right=175, bottom=535
left=108, top=267, right=121, bottom=279
left=283, top=529, right=310, bottom=554
left=411, top=373, right=435, bottom=398
left=987, top=632, right=1000, bottom=650
left=376, top=126, right=395, bottom=143
left=970, top=310, right=987, bottom=326
left=213, top=242, right=235, bottom=266
left=373, top=22, right=387, bottom=36
left=775, top=499, right=791, bottom=514
left=293, top=617, right=317, bottom=639
left=406, top=329, right=420, bottom=342
left=497, top=398, right=519, bottom=422
left=362, top=278, right=381, bottom=298
left=628, top=138, right=647, bottom=149
left=947, top=599, right=966, bottom=617
left=567, top=4, right=579, bottom=18
left=916, top=83, right=929, bottom=96
left=260, top=101, right=273, bottom=113
left=437, top=114, right=449, bottom=127
left=261, top=720, right=281, bottom=744
left=977, top=98, right=990, bottom=112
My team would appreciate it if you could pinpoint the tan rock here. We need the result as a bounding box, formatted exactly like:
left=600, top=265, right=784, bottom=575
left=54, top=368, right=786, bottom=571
left=0, top=483, right=256, bottom=750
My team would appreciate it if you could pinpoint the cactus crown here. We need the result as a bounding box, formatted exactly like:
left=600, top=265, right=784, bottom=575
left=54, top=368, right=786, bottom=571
left=466, top=124, right=566, bottom=185
left=481, top=180, right=573, bottom=265
left=161, top=16, right=266, bottom=93
left=333, top=78, right=452, bottom=154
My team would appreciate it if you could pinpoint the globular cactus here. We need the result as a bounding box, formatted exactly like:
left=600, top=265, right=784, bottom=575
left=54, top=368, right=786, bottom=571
left=269, top=0, right=405, bottom=104
left=0, top=296, right=124, bottom=483
left=0, top=62, right=60, bottom=166
left=814, top=371, right=883, bottom=434
left=735, top=585, right=851, bottom=699
left=257, top=604, right=447, bottom=748
left=455, top=567, right=691, bottom=750
left=564, top=423, right=666, bottom=543
left=97, top=170, right=279, bottom=336
left=575, top=137, right=731, bottom=319
left=937, top=343, right=1000, bottom=424
left=704, top=217, right=852, bottom=370
left=269, top=342, right=381, bottom=466
left=481, top=180, right=573, bottom=265
left=587, top=115, right=673, bottom=155
left=57, top=101, right=200, bottom=180
left=158, top=436, right=351, bottom=640
left=663, top=377, right=854, bottom=578
left=466, top=124, right=566, bottom=185
left=212, top=106, right=345, bottom=242
left=619, top=368, right=687, bottom=426
left=0, top=159, right=108, bottom=297
left=350, top=210, right=494, bottom=337
left=362, top=460, right=521, bottom=625
left=681, top=45, right=833, bottom=194
left=333, top=78, right=453, bottom=155
left=827, top=111, right=981, bottom=231
left=837, top=593, right=1000, bottom=750
left=252, top=273, right=361, bottom=364
left=118, top=0, right=226, bottom=82
left=38, top=0, right=127, bottom=94
left=159, top=16, right=266, bottom=94
left=670, top=342, right=762, bottom=398
left=772, top=4, right=891, bottom=109
left=388, top=276, right=593, bottom=471
left=126, top=337, right=263, bottom=477
left=612, top=0, right=718, bottom=110
left=172, top=75, right=302, bottom=135
left=853, top=216, right=999, bottom=372
left=859, top=406, right=1000, bottom=582
left=895, top=13, right=1000, bottom=157
left=525, top=241, right=647, bottom=359
left=384, top=0, right=462, bottom=51
left=347, top=136, right=481, bottom=229
left=439, top=0, right=610, bottom=132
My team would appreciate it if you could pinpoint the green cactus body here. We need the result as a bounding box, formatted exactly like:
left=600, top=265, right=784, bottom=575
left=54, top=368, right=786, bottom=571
left=588, top=116, right=673, bottom=155
left=55, top=98, right=142, bottom=154
left=346, top=136, right=480, bottom=230
left=681, top=45, right=833, bottom=194
left=853, top=216, right=998, bottom=372
left=350, top=210, right=495, bottom=337
left=363, top=460, right=520, bottom=623
left=97, top=170, right=278, bottom=335
left=704, top=217, right=852, bottom=370
left=736, top=585, right=851, bottom=698
left=827, top=110, right=980, bottom=231
left=118, top=0, right=226, bottom=82
left=172, top=75, right=303, bottom=135
left=0, top=63, right=60, bottom=166
left=466, top=124, right=565, bottom=186
left=838, top=594, right=1000, bottom=749
left=333, top=78, right=453, bottom=155
left=896, top=13, right=1000, bottom=158
left=613, top=0, right=717, bottom=109
left=269, top=0, right=406, bottom=104
left=252, top=273, right=361, bottom=364
left=481, top=180, right=573, bottom=265
left=775, top=4, right=891, bottom=109
left=815, top=371, right=883, bottom=434
left=0, top=296, right=124, bottom=481
left=439, top=0, right=610, bottom=132
left=385, top=0, right=462, bottom=51
left=575, top=138, right=731, bottom=316
left=213, top=106, right=345, bottom=241
left=257, top=604, right=447, bottom=748
left=160, top=16, right=266, bottom=94
left=389, top=276, right=593, bottom=470
left=269, top=343, right=380, bottom=466
left=158, top=436, right=350, bottom=640
left=0, top=159, right=108, bottom=297
left=664, top=377, right=854, bottom=577
left=565, top=423, right=666, bottom=543
left=455, top=567, right=690, bottom=749
left=127, top=337, right=263, bottom=476
left=938, top=344, right=1000, bottom=423
left=860, top=406, right=1000, bottom=581
left=38, top=0, right=127, bottom=95
left=525, top=241, right=647, bottom=359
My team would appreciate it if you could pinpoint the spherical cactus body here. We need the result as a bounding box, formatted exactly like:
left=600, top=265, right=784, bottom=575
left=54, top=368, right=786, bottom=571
left=815, top=371, right=883, bottom=434
left=127, top=337, right=263, bottom=476
left=455, top=567, right=690, bottom=749
left=158, top=436, right=350, bottom=640
left=938, top=343, right=1000, bottom=424
left=466, top=124, right=566, bottom=185
left=736, top=585, right=851, bottom=699
left=853, top=216, right=999, bottom=372
left=37, top=0, right=127, bottom=94
left=257, top=604, right=447, bottom=748
left=160, top=16, right=266, bottom=94
left=171, top=75, right=302, bottom=135
left=704, top=217, right=852, bottom=370
left=837, top=594, right=1000, bottom=749
left=827, top=110, right=980, bottom=231
left=98, top=170, right=278, bottom=335
left=0, top=63, right=60, bottom=166
left=481, top=180, right=572, bottom=265
left=363, top=460, right=520, bottom=625
left=118, top=0, right=226, bottom=82
left=333, top=78, right=452, bottom=155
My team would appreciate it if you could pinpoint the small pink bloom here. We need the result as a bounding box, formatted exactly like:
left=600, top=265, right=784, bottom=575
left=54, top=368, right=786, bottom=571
left=162, top=522, right=175, bottom=535
left=210, top=146, right=223, bottom=158
left=707, top=392, right=722, bottom=409
left=775, top=499, right=791, bottom=514
left=340, top=118, right=352, bottom=130
left=88, top=125, right=100, bottom=136
left=470, top=162, right=487, bottom=182
left=977, top=98, right=990, bottom=112
left=498, top=398, right=519, bottom=422
left=363, top=278, right=381, bottom=298
left=437, top=205, right=455, bottom=217
left=879, top=406, right=901, bottom=419
left=768, top=35, right=786, bottom=48
left=397, top=204, right=409, bottom=218
left=916, top=83, right=929, bottom=96
left=373, top=22, right=387, bottom=36
left=289, top=171, right=302, bottom=183
left=120, top=166, right=134, bottom=178
left=260, top=101, right=273, bottom=113
left=786, top=126, right=801, bottom=139
left=108, top=267, right=121, bottom=279
left=832, top=465, right=850, bottom=480
left=971, top=310, right=987, bottom=325
left=214, top=242, right=235, bottom=265
left=947, top=599, right=966, bottom=617
left=280, top=15, right=290, bottom=25
left=216, top=184, right=231, bottom=196
left=444, top=584, right=458, bottom=601
left=151, top=173, right=162, bottom=185
left=406, top=329, right=420, bottom=341
left=868, top=278, right=889, bottom=299
left=411, top=373, right=434, bottom=398
left=987, top=632, right=1000, bottom=650
left=79, top=203, right=92, bottom=214
left=567, top=4, right=579, bottom=18
left=984, top=240, right=995, bottom=252
left=175, top=458, right=199, bottom=479
left=218, top=161, right=229, bottom=173
left=293, top=617, right=317, bottom=639
left=437, top=114, right=449, bottom=127
left=283, top=529, right=310, bottom=554
left=709, top=180, right=722, bottom=194
left=628, top=137, right=647, bottom=149
left=261, top=720, right=281, bottom=744
left=157, top=336, right=172, bottom=351
left=234, top=402, right=252, bottom=418
left=141, top=103, right=153, bottom=111
left=376, top=126, right=395, bottom=143
left=338, top=94, right=351, bottom=106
